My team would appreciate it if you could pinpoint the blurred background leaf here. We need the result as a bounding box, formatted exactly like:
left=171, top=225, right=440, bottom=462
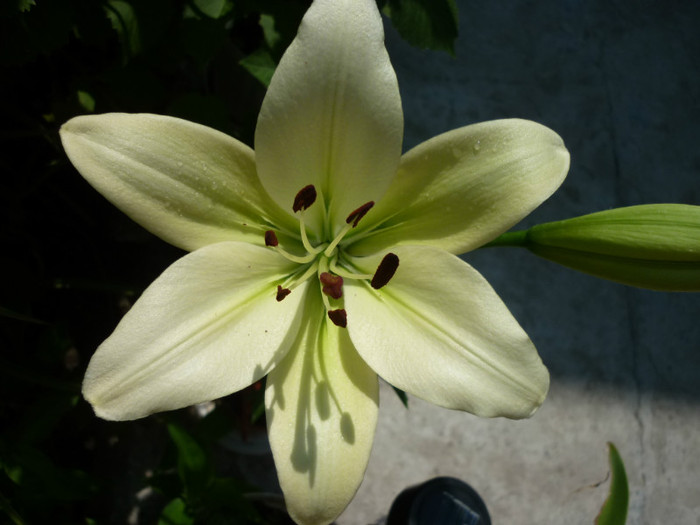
left=381, top=0, right=459, bottom=55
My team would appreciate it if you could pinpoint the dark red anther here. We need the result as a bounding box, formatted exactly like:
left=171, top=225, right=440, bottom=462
left=320, top=272, right=344, bottom=299
left=346, top=201, right=375, bottom=228
left=265, top=230, right=279, bottom=247
left=328, top=309, right=347, bottom=328
left=371, top=253, right=399, bottom=289
left=276, top=285, right=291, bottom=301
left=293, top=184, right=317, bottom=212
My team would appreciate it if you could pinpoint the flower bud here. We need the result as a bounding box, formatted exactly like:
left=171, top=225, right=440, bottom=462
left=525, top=204, right=700, bottom=291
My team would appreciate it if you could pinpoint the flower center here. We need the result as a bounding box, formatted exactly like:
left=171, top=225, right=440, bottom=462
left=264, top=185, right=398, bottom=328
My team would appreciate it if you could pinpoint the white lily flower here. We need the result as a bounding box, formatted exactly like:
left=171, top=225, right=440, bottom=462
left=60, top=0, right=569, bottom=523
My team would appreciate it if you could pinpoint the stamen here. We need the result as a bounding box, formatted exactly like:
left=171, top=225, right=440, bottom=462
left=323, top=223, right=352, bottom=257
left=298, top=210, right=325, bottom=255
left=371, top=253, right=399, bottom=289
left=323, top=200, right=377, bottom=257
left=289, top=261, right=320, bottom=291
left=276, top=285, right=291, bottom=301
left=320, top=272, right=343, bottom=299
left=293, top=185, right=317, bottom=212
left=264, top=230, right=279, bottom=247
left=328, top=309, right=347, bottom=328
left=346, top=201, right=374, bottom=228
left=329, top=257, right=373, bottom=280
left=264, top=231, right=317, bottom=264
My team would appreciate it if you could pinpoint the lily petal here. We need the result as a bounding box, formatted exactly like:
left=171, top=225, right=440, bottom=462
left=266, top=292, right=378, bottom=525
left=255, top=0, right=403, bottom=236
left=83, top=242, right=307, bottom=421
left=348, top=119, right=569, bottom=256
left=345, top=245, right=549, bottom=419
left=60, top=114, right=295, bottom=252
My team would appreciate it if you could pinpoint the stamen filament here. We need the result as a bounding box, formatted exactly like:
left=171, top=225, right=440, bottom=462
left=272, top=245, right=317, bottom=264
left=288, top=260, right=320, bottom=290
left=329, top=258, right=373, bottom=280
left=324, top=223, right=353, bottom=257
left=321, top=289, right=332, bottom=310
left=298, top=211, right=325, bottom=255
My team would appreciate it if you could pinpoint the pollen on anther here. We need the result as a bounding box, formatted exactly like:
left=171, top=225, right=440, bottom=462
left=276, top=285, right=291, bottom=301
left=328, top=309, right=347, bottom=328
left=293, top=184, right=317, bottom=212
left=264, top=230, right=279, bottom=247
left=320, top=272, right=343, bottom=299
left=346, top=201, right=374, bottom=227
left=371, top=253, right=399, bottom=289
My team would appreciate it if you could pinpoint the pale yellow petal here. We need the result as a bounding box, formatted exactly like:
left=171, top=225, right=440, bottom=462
left=255, top=0, right=403, bottom=236
left=83, top=242, right=306, bottom=420
left=348, top=119, right=569, bottom=255
left=266, top=291, right=378, bottom=525
left=61, top=113, right=295, bottom=251
left=345, top=245, right=549, bottom=418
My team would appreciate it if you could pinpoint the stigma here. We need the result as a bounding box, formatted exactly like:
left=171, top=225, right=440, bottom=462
left=263, top=184, right=399, bottom=328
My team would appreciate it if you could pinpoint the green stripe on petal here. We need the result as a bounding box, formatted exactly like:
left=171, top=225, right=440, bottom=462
left=265, top=290, right=378, bottom=525
left=61, top=113, right=295, bottom=252
left=348, top=119, right=569, bottom=256
left=255, top=0, right=403, bottom=237
left=83, top=242, right=307, bottom=421
left=345, top=245, right=549, bottom=419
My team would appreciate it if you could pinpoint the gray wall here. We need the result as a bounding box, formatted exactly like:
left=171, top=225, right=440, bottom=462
left=342, top=2, right=700, bottom=523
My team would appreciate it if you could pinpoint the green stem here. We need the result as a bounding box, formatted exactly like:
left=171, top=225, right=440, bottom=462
left=482, top=229, right=529, bottom=248
left=0, top=487, right=27, bottom=525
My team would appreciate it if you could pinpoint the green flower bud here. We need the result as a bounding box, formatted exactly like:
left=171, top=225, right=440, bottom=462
left=525, top=204, right=700, bottom=291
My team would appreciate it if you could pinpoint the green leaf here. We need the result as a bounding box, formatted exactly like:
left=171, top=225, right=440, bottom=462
left=239, top=48, right=277, bottom=87
left=180, top=17, right=226, bottom=66
left=260, top=13, right=281, bottom=50
left=18, top=394, right=79, bottom=445
left=105, top=0, right=140, bottom=61
left=0, top=481, right=26, bottom=525
left=0, top=442, right=97, bottom=502
left=17, top=0, right=35, bottom=13
left=383, top=0, right=459, bottom=55
left=159, top=498, right=194, bottom=525
left=167, top=93, right=232, bottom=135
left=201, top=477, right=261, bottom=521
left=596, top=443, right=629, bottom=525
left=192, top=0, right=232, bottom=19
left=392, top=385, right=409, bottom=408
left=77, top=90, right=95, bottom=113
left=251, top=397, right=265, bottom=424
left=167, top=424, right=212, bottom=498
